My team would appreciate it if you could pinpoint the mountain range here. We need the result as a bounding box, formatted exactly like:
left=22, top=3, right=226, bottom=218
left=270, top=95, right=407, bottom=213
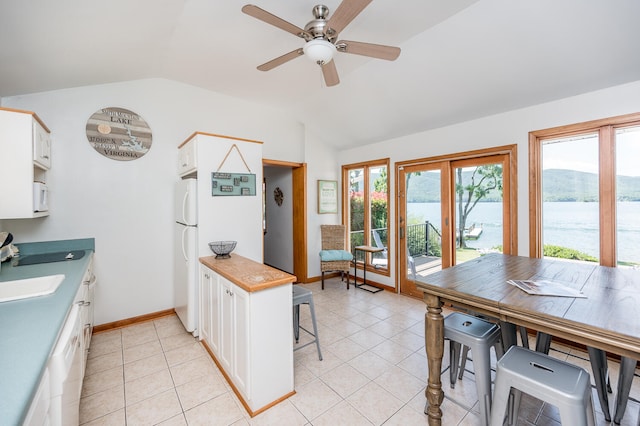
left=406, top=169, right=640, bottom=202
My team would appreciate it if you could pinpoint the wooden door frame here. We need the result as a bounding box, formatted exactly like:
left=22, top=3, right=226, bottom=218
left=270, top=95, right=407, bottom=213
left=263, top=159, right=308, bottom=282
left=395, top=144, right=517, bottom=297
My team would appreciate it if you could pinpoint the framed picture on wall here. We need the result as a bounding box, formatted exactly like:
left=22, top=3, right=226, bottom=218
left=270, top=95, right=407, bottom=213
left=318, top=180, right=338, bottom=214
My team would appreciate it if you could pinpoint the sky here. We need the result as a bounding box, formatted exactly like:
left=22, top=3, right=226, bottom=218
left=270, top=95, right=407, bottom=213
left=542, top=126, right=640, bottom=177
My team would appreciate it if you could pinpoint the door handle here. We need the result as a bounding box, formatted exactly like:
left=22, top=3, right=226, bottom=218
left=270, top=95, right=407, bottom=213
left=181, top=227, right=189, bottom=261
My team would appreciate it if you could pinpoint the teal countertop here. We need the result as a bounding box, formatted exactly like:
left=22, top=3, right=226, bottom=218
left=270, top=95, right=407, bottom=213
left=0, top=238, right=95, bottom=425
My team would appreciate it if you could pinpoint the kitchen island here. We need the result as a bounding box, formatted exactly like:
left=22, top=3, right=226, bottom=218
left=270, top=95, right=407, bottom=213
left=199, top=254, right=296, bottom=416
left=0, top=238, right=95, bottom=425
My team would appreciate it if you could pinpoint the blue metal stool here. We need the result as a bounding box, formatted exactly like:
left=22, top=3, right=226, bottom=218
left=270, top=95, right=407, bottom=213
left=490, top=346, right=596, bottom=426
left=445, top=312, right=503, bottom=426
left=292, top=285, right=322, bottom=360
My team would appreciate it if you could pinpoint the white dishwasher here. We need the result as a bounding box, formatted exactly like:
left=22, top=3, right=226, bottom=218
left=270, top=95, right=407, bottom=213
left=49, top=302, right=83, bottom=426
left=80, top=255, right=96, bottom=371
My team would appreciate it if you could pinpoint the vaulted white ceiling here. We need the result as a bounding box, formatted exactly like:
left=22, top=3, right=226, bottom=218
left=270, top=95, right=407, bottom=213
left=2, top=0, right=640, bottom=148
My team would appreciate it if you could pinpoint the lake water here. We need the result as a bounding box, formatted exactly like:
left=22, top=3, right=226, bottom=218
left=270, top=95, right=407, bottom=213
left=407, top=201, right=640, bottom=264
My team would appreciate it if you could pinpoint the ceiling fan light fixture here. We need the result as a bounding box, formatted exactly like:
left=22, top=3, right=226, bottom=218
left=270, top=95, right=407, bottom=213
left=303, top=39, right=336, bottom=64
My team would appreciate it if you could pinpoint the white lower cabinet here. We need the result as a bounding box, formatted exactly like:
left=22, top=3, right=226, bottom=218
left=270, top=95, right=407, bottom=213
left=23, top=369, right=50, bottom=426
left=199, top=264, right=293, bottom=414
left=199, top=267, right=218, bottom=355
left=218, top=277, right=234, bottom=374
left=220, top=276, right=250, bottom=397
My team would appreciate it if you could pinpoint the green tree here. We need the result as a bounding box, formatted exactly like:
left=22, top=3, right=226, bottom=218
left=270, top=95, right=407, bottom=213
left=373, top=168, right=387, bottom=193
left=456, top=165, right=503, bottom=248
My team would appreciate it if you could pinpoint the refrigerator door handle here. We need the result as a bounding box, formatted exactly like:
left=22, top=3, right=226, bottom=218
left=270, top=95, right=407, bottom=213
left=181, top=190, right=189, bottom=225
left=181, top=226, right=189, bottom=261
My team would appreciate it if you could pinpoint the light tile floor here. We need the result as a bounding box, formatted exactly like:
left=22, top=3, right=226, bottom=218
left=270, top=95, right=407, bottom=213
left=80, top=277, right=639, bottom=425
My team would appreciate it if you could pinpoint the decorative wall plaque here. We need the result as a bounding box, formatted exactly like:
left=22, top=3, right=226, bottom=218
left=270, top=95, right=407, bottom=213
left=86, top=107, right=152, bottom=161
left=211, top=172, right=256, bottom=196
left=318, top=180, right=338, bottom=214
left=274, top=187, right=284, bottom=206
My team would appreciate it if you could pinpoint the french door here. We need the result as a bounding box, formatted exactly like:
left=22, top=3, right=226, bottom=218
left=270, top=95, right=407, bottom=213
left=397, top=146, right=517, bottom=298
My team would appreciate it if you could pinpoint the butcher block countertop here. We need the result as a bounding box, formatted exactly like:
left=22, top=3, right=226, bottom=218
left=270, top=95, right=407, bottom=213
left=199, top=254, right=296, bottom=292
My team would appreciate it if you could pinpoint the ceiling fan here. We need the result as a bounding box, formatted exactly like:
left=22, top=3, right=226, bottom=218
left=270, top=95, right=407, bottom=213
left=242, top=0, right=401, bottom=87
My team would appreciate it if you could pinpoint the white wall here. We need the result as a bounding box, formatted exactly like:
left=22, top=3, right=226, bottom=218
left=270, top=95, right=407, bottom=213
left=304, top=128, right=345, bottom=278
left=263, top=166, right=293, bottom=273
left=0, top=78, right=316, bottom=325
left=338, top=80, right=640, bottom=288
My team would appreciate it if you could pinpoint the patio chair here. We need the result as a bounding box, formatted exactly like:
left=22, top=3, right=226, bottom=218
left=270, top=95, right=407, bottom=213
left=408, top=255, right=417, bottom=279
left=372, top=230, right=388, bottom=257
left=372, top=229, right=388, bottom=268
left=319, top=225, right=353, bottom=290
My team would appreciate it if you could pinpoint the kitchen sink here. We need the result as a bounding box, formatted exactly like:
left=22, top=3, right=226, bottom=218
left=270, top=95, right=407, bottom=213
left=0, top=274, right=65, bottom=303
left=13, top=250, right=85, bottom=266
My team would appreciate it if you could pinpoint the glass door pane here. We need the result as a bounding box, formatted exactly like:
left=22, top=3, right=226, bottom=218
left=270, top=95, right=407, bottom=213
left=541, top=134, right=599, bottom=262
left=348, top=168, right=365, bottom=256
left=400, top=165, right=444, bottom=298
left=453, top=163, right=504, bottom=265
left=406, top=169, right=443, bottom=278
left=615, top=126, right=640, bottom=267
left=369, top=165, right=388, bottom=269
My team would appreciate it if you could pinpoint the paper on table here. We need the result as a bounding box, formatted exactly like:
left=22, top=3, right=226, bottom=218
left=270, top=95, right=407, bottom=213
left=507, top=279, right=587, bottom=298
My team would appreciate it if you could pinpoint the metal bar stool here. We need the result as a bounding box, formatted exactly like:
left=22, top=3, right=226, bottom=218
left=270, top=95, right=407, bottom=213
left=458, top=323, right=528, bottom=381
left=444, top=312, right=503, bottom=426
left=612, top=356, right=638, bottom=424
left=490, top=346, right=596, bottom=426
left=535, top=332, right=637, bottom=424
left=292, top=285, right=322, bottom=360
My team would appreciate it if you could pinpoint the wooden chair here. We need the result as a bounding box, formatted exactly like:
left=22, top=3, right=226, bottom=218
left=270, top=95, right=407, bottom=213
left=319, top=225, right=353, bottom=290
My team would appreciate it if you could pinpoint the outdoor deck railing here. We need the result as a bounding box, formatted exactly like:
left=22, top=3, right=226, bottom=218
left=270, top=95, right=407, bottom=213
left=349, top=221, right=441, bottom=260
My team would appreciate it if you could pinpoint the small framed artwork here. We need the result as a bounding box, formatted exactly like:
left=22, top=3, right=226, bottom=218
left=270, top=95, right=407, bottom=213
left=318, top=180, right=338, bottom=214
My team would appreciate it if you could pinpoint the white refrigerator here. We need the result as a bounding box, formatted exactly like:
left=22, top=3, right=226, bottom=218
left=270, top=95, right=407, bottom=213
left=174, top=178, right=198, bottom=335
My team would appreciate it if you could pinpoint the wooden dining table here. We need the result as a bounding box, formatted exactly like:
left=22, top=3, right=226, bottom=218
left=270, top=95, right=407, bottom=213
left=413, top=253, right=640, bottom=425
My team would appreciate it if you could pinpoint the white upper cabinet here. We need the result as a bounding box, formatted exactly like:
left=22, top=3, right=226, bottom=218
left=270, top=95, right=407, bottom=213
left=177, top=136, right=197, bottom=177
left=33, top=119, right=52, bottom=170
left=0, top=107, right=52, bottom=219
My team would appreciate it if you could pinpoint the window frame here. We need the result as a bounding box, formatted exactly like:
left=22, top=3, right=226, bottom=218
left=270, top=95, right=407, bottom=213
left=342, top=158, right=391, bottom=276
left=528, top=112, right=640, bottom=266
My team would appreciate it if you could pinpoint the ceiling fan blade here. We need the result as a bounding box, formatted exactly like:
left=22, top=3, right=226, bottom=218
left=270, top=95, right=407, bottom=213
left=321, top=60, right=340, bottom=87
left=326, top=0, right=372, bottom=35
left=337, top=40, right=401, bottom=61
left=242, top=5, right=308, bottom=38
left=257, top=48, right=304, bottom=71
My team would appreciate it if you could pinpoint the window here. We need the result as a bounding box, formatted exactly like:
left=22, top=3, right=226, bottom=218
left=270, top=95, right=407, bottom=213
left=529, top=112, right=640, bottom=267
left=342, top=159, right=390, bottom=273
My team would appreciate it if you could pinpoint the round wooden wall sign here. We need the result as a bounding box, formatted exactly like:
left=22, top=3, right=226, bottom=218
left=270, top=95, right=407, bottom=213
left=86, top=107, right=152, bottom=161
